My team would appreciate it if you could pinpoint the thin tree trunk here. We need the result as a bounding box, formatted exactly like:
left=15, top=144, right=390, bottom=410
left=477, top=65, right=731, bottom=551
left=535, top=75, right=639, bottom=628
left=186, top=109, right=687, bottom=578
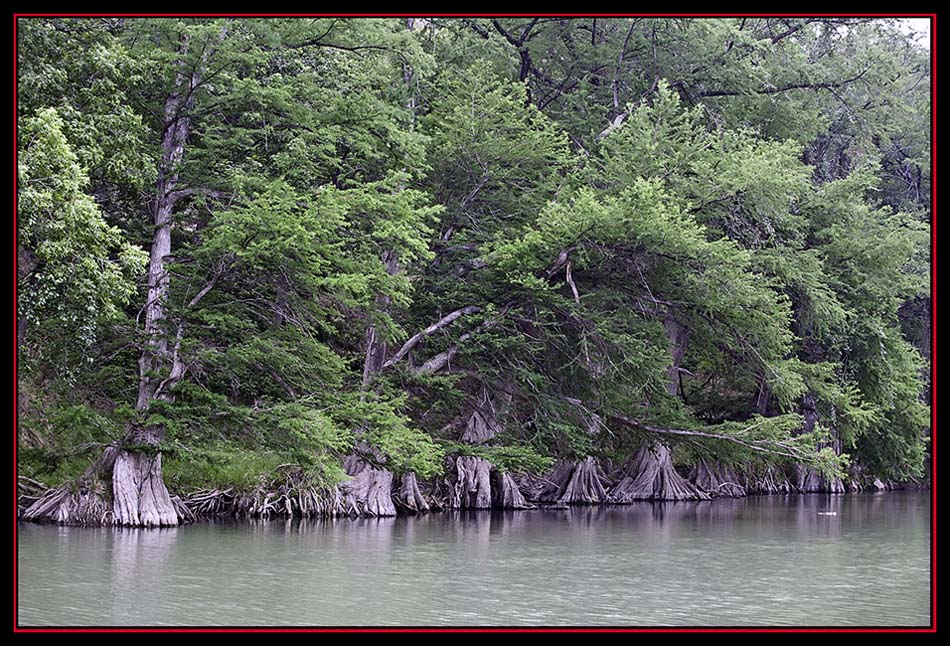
left=361, top=251, right=398, bottom=388
left=664, top=315, right=689, bottom=397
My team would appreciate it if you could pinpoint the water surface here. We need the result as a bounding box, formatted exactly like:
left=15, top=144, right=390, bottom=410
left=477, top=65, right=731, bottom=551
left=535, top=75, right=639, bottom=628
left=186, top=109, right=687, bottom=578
left=17, top=492, right=931, bottom=627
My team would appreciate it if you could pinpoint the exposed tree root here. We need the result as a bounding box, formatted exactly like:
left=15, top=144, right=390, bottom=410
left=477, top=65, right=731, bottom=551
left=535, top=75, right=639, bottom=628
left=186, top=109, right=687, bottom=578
left=513, top=471, right=550, bottom=502
left=170, top=495, right=196, bottom=523
left=741, top=463, right=795, bottom=495
left=21, top=482, right=113, bottom=525
left=689, top=458, right=746, bottom=497
left=609, top=444, right=710, bottom=502
left=536, top=457, right=611, bottom=504
left=187, top=468, right=338, bottom=519
left=17, top=475, right=49, bottom=517
left=183, top=487, right=236, bottom=516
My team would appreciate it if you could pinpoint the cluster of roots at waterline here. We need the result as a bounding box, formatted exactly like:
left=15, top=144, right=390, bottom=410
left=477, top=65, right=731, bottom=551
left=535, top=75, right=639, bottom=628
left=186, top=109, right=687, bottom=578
left=689, top=458, right=746, bottom=497
left=608, top=445, right=710, bottom=502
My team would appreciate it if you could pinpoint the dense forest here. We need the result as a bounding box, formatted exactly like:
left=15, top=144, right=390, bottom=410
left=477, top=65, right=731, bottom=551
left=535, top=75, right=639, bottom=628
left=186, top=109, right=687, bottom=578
left=16, top=17, right=931, bottom=526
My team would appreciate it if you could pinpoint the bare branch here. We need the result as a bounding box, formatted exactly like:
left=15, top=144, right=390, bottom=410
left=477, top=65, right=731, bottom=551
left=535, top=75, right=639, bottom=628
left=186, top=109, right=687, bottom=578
left=383, top=305, right=483, bottom=369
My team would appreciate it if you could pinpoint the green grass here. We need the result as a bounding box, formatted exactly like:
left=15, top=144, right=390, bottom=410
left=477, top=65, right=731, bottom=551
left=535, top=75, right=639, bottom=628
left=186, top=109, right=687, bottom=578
left=162, top=443, right=295, bottom=494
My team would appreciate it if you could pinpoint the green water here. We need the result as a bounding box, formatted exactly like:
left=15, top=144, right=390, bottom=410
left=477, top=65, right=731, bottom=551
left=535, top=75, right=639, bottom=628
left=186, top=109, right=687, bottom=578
left=16, top=492, right=931, bottom=627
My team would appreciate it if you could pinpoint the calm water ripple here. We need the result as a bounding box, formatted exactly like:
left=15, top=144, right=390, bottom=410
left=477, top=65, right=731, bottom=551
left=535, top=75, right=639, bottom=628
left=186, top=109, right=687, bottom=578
left=17, top=492, right=930, bottom=627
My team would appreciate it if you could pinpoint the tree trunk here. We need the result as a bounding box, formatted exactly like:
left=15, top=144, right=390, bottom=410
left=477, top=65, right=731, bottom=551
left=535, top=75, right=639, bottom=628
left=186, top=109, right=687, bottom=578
left=393, top=472, right=430, bottom=514
left=335, top=454, right=397, bottom=517
left=795, top=463, right=845, bottom=493
left=536, top=457, right=611, bottom=504
left=459, top=405, right=502, bottom=444
left=610, top=444, right=711, bottom=501
left=793, top=393, right=845, bottom=493
left=689, top=458, right=746, bottom=497
left=118, top=33, right=214, bottom=527
left=664, top=315, right=689, bottom=397
left=22, top=29, right=224, bottom=527
left=446, top=455, right=493, bottom=509
left=491, top=470, right=530, bottom=509
left=112, top=448, right=179, bottom=526
left=458, top=385, right=512, bottom=445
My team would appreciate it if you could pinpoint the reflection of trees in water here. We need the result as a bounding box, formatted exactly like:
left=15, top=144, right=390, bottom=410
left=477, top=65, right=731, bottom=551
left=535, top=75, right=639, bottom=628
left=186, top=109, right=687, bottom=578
left=278, top=516, right=400, bottom=569
left=532, top=501, right=748, bottom=542
left=109, top=527, right=179, bottom=624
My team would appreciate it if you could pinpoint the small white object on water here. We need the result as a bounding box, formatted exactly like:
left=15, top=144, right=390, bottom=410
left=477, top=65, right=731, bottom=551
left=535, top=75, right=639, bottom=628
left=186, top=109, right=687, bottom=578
left=817, top=511, right=838, bottom=516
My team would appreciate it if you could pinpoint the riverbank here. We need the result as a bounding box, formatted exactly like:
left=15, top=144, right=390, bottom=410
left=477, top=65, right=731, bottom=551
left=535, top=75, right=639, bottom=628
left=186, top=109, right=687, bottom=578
left=16, top=455, right=930, bottom=526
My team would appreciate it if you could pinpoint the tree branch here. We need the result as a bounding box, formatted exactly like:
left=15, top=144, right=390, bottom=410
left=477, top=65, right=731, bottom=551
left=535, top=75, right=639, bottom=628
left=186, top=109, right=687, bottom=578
left=383, top=305, right=483, bottom=369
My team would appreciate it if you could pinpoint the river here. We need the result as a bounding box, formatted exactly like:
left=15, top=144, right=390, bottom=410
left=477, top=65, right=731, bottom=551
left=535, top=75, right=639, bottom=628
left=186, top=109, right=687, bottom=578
left=16, top=492, right=931, bottom=627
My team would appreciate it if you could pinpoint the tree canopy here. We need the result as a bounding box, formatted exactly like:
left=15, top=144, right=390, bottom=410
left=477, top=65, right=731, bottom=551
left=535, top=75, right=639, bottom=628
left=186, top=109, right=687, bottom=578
left=17, top=17, right=931, bottom=524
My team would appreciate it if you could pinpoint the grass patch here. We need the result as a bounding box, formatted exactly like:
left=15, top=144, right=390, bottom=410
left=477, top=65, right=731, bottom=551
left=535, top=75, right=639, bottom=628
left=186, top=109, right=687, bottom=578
left=162, top=443, right=295, bottom=494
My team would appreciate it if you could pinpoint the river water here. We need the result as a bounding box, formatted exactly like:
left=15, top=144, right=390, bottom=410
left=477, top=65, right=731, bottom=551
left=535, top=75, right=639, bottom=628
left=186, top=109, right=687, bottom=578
left=16, top=492, right=931, bottom=627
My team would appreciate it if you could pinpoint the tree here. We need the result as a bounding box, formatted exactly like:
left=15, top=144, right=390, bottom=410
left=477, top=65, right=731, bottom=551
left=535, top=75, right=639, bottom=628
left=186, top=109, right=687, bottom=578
left=18, top=17, right=930, bottom=524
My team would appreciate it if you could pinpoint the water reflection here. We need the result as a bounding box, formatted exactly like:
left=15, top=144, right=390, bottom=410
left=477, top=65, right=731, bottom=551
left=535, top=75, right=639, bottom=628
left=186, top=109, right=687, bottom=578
left=17, top=493, right=931, bottom=627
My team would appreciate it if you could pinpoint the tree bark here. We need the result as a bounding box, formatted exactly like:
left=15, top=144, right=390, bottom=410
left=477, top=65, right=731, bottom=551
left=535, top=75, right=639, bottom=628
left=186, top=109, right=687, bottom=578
left=335, top=454, right=397, bottom=516
left=796, top=463, right=845, bottom=493
left=112, top=449, right=179, bottom=526
left=393, top=472, right=430, bottom=514
left=458, top=387, right=510, bottom=444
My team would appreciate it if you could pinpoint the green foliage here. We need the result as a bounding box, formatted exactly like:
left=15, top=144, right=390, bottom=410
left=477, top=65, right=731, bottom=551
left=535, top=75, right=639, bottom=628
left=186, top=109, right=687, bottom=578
left=338, top=393, right=445, bottom=478
left=442, top=441, right=554, bottom=475
left=17, top=397, right=124, bottom=486
left=423, top=61, right=575, bottom=245
left=17, top=107, right=147, bottom=369
left=162, top=442, right=346, bottom=493
left=16, top=17, right=930, bottom=494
